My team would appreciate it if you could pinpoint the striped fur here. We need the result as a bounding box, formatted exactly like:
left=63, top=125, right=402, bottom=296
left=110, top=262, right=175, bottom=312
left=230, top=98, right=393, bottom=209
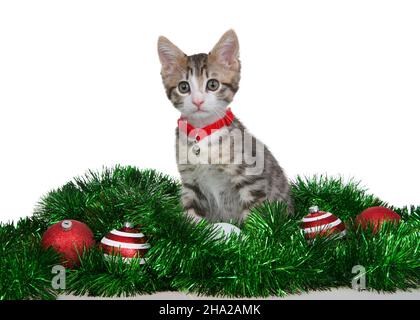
left=158, top=30, right=293, bottom=223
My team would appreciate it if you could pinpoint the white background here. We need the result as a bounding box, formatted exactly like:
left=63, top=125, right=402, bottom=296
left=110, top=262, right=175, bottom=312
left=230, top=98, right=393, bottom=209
left=1, top=0, right=419, bottom=223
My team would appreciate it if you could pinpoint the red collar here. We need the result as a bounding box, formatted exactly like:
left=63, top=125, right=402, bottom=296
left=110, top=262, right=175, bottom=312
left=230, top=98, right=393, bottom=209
left=178, top=108, right=235, bottom=141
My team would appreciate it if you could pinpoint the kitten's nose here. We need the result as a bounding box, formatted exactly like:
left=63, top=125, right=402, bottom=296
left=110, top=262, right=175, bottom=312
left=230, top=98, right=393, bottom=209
left=193, top=99, right=204, bottom=108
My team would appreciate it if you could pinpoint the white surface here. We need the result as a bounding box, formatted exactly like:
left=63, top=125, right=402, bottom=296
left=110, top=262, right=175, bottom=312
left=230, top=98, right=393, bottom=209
left=59, top=288, right=420, bottom=300
left=1, top=0, right=420, bottom=222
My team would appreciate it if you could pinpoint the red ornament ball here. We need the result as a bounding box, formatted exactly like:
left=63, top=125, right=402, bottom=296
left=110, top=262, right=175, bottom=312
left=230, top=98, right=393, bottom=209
left=41, top=219, right=95, bottom=268
left=301, top=206, right=346, bottom=240
left=355, top=206, right=401, bottom=233
left=100, top=222, right=150, bottom=264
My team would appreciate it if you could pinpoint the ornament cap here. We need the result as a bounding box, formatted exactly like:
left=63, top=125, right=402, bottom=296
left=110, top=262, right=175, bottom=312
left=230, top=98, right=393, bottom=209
left=124, top=222, right=134, bottom=228
left=309, top=206, right=319, bottom=213
left=61, top=220, right=73, bottom=231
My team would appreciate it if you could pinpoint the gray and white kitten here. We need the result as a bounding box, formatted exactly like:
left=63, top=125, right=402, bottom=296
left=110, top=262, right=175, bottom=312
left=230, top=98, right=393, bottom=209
left=158, top=29, right=293, bottom=223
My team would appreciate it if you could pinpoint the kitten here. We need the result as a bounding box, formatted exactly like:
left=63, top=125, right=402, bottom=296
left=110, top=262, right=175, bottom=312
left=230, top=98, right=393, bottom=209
left=158, top=29, right=293, bottom=223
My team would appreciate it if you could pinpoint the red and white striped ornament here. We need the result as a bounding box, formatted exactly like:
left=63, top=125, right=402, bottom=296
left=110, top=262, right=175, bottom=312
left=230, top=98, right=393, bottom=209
left=301, top=206, right=346, bottom=240
left=100, top=222, right=150, bottom=264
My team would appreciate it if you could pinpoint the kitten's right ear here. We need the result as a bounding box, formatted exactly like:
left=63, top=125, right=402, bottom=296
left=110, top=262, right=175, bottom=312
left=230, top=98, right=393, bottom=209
left=157, top=36, right=186, bottom=74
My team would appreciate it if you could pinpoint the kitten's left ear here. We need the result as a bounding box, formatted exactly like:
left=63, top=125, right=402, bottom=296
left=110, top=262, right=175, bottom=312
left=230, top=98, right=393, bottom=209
left=209, top=29, right=240, bottom=70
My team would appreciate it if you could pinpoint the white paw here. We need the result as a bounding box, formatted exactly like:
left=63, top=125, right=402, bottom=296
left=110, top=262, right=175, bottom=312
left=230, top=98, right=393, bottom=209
left=211, top=222, right=241, bottom=241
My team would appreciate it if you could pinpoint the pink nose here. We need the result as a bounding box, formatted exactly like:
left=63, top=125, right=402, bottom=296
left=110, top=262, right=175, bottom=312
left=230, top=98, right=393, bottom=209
left=193, top=99, right=204, bottom=108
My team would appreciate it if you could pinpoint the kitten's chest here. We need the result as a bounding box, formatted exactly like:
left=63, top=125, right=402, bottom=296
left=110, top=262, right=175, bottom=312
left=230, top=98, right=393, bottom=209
left=194, top=166, right=231, bottom=196
left=193, top=166, right=239, bottom=218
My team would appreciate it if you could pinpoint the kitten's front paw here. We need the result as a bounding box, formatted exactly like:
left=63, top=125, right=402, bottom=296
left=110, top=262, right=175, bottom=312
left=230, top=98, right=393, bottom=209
left=186, top=209, right=204, bottom=224
left=240, top=209, right=251, bottom=222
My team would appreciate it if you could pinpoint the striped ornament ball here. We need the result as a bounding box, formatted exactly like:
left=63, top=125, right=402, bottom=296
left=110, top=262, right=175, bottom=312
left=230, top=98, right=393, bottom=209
left=100, top=222, right=150, bottom=264
left=301, top=206, right=346, bottom=240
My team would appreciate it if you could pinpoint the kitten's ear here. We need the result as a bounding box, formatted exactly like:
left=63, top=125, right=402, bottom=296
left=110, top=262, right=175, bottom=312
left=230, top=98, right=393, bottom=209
left=209, top=29, right=240, bottom=70
left=157, top=36, right=186, bottom=74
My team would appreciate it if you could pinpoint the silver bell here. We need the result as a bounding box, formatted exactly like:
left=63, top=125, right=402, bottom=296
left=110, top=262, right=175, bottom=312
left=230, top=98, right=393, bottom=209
left=192, top=144, right=200, bottom=155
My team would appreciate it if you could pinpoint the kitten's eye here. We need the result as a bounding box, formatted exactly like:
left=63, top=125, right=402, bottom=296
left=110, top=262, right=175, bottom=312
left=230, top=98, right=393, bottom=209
left=178, top=81, right=190, bottom=94
left=206, top=79, right=220, bottom=91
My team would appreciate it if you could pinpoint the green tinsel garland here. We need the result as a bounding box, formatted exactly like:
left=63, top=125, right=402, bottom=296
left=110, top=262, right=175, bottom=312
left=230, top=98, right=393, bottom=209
left=0, top=166, right=419, bottom=299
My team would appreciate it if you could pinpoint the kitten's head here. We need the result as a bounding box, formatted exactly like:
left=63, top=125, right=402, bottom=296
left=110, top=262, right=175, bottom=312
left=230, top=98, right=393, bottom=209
left=158, top=29, right=240, bottom=124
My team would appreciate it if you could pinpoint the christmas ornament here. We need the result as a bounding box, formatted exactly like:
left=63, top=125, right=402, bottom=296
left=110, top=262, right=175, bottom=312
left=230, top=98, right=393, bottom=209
left=100, top=222, right=150, bottom=264
left=211, top=222, right=241, bottom=241
left=41, top=219, right=95, bottom=268
left=355, top=206, right=401, bottom=233
left=301, top=206, right=346, bottom=240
